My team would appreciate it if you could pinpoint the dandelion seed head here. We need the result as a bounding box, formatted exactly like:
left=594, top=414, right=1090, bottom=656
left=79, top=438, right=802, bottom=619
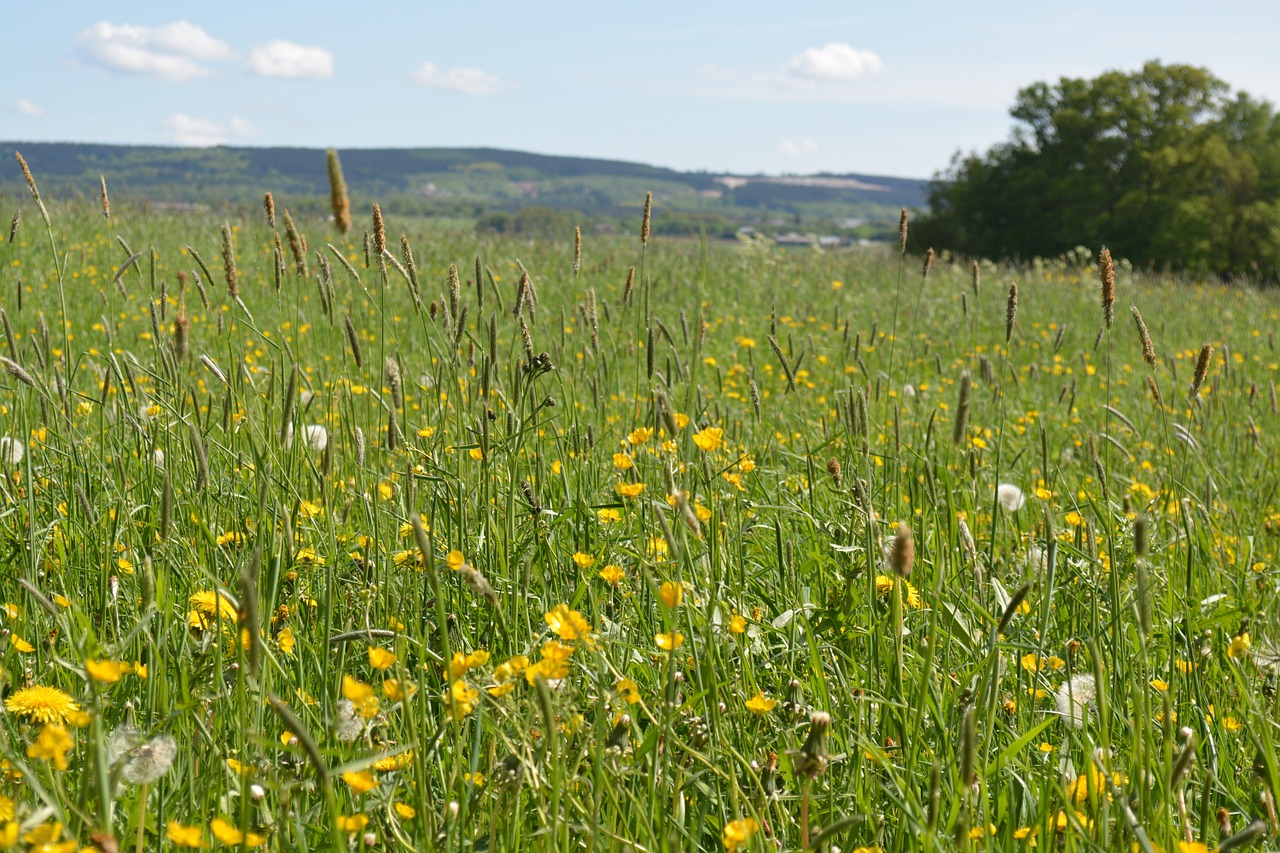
left=997, top=483, right=1025, bottom=512
left=0, top=436, right=25, bottom=466
left=1054, top=674, right=1097, bottom=728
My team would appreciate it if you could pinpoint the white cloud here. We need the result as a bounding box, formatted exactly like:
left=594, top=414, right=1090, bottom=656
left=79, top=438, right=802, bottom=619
left=788, top=43, right=883, bottom=82
left=412, top=62, right=506, bottom=95
left=78, top=21, right=232, bottom=82
left=780, top=137, right=819, bottom=157
left=16, top=99, right=44, bottom=117
left=246, top=41, right=333, bottom=79
left=166, top=113, right=257, bottom=146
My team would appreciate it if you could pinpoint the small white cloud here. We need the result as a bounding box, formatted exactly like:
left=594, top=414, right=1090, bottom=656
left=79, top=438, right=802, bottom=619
left=788, top=42, right=882, bottom=82
left=246, top=41, right=333, bottom=79
left=412, top=62, right=506, bottom=95
left=79, top=21, right=232, bottom=82
left=167, top=113, right=227, bottom=146
left=16, top=99, right=44, bottom=117
left=229, top=116, right=257, bottom=138
left=780, top=137, right=819, bottom=157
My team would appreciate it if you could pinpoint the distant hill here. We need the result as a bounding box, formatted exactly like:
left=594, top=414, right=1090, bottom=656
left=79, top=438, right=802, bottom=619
left=1, top=142, right=926, bottom=239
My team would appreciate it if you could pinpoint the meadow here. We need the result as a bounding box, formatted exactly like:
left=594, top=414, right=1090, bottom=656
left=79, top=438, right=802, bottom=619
left=2, top=159, right=1280, bottom=853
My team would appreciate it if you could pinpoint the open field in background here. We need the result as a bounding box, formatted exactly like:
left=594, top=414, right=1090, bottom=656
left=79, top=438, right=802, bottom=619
left=2, top=178, right=1280, bottom=852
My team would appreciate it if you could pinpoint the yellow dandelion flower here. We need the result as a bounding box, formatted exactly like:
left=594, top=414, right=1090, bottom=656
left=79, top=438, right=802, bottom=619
left=26, top=723, right=74, bottom=770
left=744, top=692, right=776, bottom=715
left=655, top=632, right=684, bottom=651
left=729, top=614, right=747, bottom=634
left=4, top=685, right=80, bottom=725
left=85, top=659, right=132, bottom=683
left=342, top=770, right=378, bottom=794
left=723, top=817, right=759, bottom=852
left=617, top=678, right=641, bottom=704
left=209, top=818, right=266, bottom=847
left=167, top=821, right=208, bottom=848
left=1228, top=632, right=1251, bottom=659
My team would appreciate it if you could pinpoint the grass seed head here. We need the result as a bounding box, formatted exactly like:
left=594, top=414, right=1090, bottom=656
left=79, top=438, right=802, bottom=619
left=1130, top=305, right=1155, bottom=367
left=1099, top=247, right=1116, bottom=328
left=326, top=149, right=352, bottom=234
left=898, top=207, right=908, bottom=254
left=99, top=175, right=110, bottom=219
left=889, top=521, right=914, bottom=578
left=220, top=222, right=238, bottom=299
left=1191, top=343, right=1213, bottom=397
left=263, top=192, right=275, bottom=228
left=1005, top=281, right=1019, bottom=344
left=922, top=247, right=935, bottom=279
left=641, top=192, right=652, bottom=244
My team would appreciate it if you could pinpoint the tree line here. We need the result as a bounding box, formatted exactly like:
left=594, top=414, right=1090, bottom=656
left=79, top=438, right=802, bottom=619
left=915, top=62, right=1280, bottom=281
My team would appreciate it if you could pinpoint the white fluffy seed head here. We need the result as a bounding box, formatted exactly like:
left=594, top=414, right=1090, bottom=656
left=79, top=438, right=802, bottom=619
left=304, top=424, right=328, bottom=452
left=0, top=436, right=24, bottom=466
left=997, top=483, right=1025, bottom=512
left=1054, top=673, right=1097, bottom=728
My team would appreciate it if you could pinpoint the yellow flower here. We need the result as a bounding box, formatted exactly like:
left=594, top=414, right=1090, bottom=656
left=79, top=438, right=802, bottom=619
left=276, top=626, right=295, bottom=655
left=1228, top=632, right=1251, bottom=659
left=449, top=650, right=491, bottom=678
left=572, top=552, right=596, bottom=568
left=342, top=770, right=378, bottom=794
left=394, top=803, right=417, bottom=819
left=744, top=692, right=776, bottom=715
left=342, top=674, right=379, bottom=719
left=545, top=604, right=594, bottom=643
left=10, top=635, right=34, bottom=653
left=216, top=531, right=244, bottom=547
left=447, top=550, right=466, bottom=570
left=26, top=724, right=74, bottom=770
left=293, top=546, right=325, bottom=566
left=368, top=647, right=397, bottom=670
left=1150, top=678, right=1169, bottom=692
left=524, top=641, right=574, bottom=685
left=469, top=448, right=484, bottom=460
left=336, top=815, right=369, bottom=833
left=4, top=685, right=80, bottom=725
left=674, top=413, right=690, bottom=429
left=627, top=427, right=653, bottom=445
left=187, top=590, right=239, bottom=631
left=613, top=453, right=633, bottom=470
left=1175, top=659, right=1197, bottom=674
left=729, top=614, right=747, bottom=634
left=599, top=564, right=626, bottom=585
left=417, top=426, right=435, bottom=438
left=298, top=500, right=324, bottom=518
left=692, top=427, right=724, bottom=452
left=85, top=659, right=132, bottom=683
left=373, top=750, right=414, bottom=771
left=655, top=632, right=684, bottom=651
left=446, top=679, right=480, bottom=721
left=617, top=678, right=641, bottom=704
left=598, top=508, right=622, bottom=524
left=722, top=817, right=759, bottom=852
left=616, top=482, right=645, bottom=498
left=659, top=581, right=684, bottom=609
left=167, top=821, right=208, bottom=848
left=209, top=818, right=266, bottom=847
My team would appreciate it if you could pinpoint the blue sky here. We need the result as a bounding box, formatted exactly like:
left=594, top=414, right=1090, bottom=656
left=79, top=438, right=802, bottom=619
left=4, top=1, right=1278, bottom=179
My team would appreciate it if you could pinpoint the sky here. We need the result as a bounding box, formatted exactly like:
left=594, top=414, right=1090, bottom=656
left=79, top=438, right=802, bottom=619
left=4, top=1, right=1279, bottom=180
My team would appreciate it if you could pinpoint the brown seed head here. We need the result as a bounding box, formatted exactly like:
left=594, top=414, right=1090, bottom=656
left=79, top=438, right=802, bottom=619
left=922, top=247, right=935, bottom=279
left=326, top=149, right=352, bottom=234
left=890, top=521, right=914, bottom=578
left=826, top=457, right=841, bottom=487
left=371, top=203, right=386, bottom=255
left=220, top=222, right=238, bottom=299
left=1130, top=306, right=1156, bottom=368
left=898, top=207, right=908, bottom=254
left=263, top=192, right=276, bottom=228
left=14, top=152, right=39, bottom=201
left=640, top=192, right=652, bottom=244
left=100, top=175, right=110, bottom=219
left=971, top=259, right=980, bottom=295
left=1005, top=282, right=1019, bottom=344
left=1099, top=247, right=1116, bottom=328
left=1191, top=343, right=1213, bottom=397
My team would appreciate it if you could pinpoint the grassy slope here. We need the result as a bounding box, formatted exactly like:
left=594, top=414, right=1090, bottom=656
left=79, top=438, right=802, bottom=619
left=0, top=192, right=1278, bottom=851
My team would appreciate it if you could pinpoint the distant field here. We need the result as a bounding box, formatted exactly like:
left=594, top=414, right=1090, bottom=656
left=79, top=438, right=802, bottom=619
left=1, top=181, right=1279, bottom=852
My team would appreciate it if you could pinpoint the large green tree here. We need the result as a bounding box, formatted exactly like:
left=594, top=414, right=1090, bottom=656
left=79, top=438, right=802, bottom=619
left=916, top=61, right=1280, bottom=279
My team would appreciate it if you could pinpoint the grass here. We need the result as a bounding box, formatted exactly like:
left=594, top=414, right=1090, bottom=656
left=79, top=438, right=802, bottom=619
left=1, top=175, right=1280, bottom=853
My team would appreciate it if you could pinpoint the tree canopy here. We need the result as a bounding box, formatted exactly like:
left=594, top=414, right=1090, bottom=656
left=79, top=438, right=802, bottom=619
left=915, top=61, right=1280, bottom=280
